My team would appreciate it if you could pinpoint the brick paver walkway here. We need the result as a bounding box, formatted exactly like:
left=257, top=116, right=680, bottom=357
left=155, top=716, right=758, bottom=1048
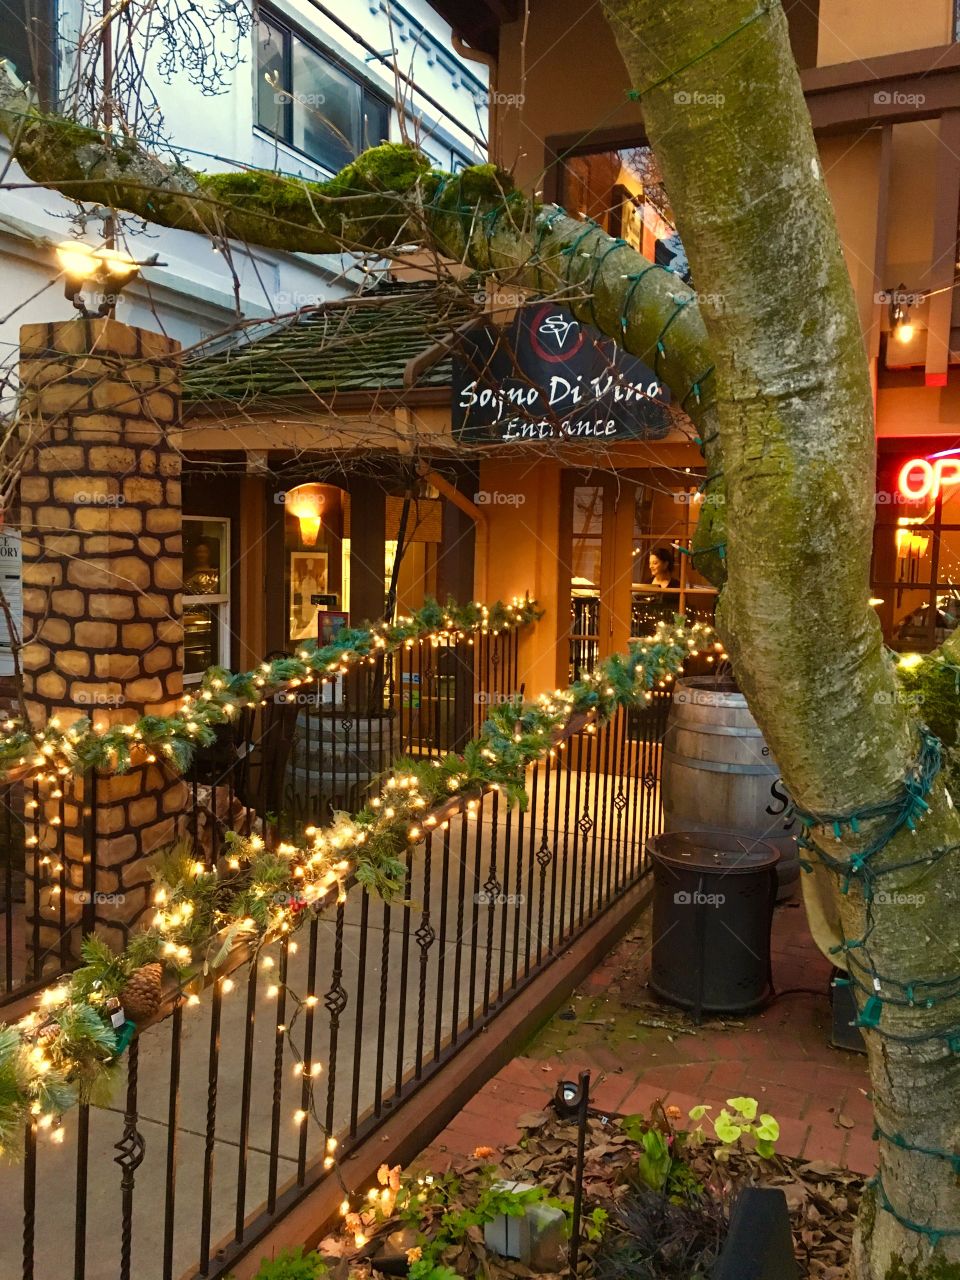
left=421, top=899, right=875, bottom=1176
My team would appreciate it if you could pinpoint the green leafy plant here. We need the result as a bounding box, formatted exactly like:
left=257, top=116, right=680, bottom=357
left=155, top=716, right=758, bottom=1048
left=407, top=1265, right=463, bottom=1280
left=249, top=1245, right=328, bottom=1279
left=688, top=1097, right=781, bottom=1160
left=585, top=1207, right=609, bottom=1242
left=620, top=1111, right=703, bottom=1204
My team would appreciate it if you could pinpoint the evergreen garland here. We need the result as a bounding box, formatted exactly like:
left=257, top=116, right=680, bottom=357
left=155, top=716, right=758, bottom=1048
left=0, top=595, right=540, bottom=784
left=0, top=616, right=716, bottom=1156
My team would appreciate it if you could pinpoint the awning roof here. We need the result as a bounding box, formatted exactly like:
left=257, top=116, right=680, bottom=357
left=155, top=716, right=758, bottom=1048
left=182, top=282, right=476, bottom=410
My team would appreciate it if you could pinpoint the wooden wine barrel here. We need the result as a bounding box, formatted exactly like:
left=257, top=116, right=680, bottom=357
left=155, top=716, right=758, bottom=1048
left=662, top=678, right=800, bottom=900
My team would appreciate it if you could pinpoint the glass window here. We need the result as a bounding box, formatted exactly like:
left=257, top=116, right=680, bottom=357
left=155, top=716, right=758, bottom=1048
left=872, top=452, right=960, bottom=650
left=570, top=485, right=603, bottom=679
left=256, top=10, right=390, bottom=171
left=0, top=0, right=55, bottom=106
left=183, top=519, right=230, bottom=680
left=291, top=40, right=359, bottom=172
left=631, top=476, right=717, bottom=632
left=257, top=16, right=289, bottom=141
left=555, top=144, right=686, bottom=276
left=563, top=471, right=718, bottom=681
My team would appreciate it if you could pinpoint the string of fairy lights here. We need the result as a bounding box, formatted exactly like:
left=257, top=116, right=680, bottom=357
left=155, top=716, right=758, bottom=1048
left=0, top=596, right=540, bottom=788
left=0, top=616, right=720, bottom=1236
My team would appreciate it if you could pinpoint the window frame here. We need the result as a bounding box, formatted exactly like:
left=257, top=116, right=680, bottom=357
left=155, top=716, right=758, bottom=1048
left=0, top=0, right=57, bottom=108
left=182, top=516, right=231, bottom=685
left=255, top=8, right=391, bottom=172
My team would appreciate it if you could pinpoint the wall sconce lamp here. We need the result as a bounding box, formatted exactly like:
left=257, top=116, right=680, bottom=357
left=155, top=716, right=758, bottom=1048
left=55, top=241, right=159, bottom=318
left=888, top=283, right=916, bottom=345
left=286, top=484, right=327, bottom=546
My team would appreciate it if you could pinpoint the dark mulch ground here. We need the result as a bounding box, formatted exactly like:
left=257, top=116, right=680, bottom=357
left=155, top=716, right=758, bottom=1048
left=321, top=1108, right=861, bottom=1279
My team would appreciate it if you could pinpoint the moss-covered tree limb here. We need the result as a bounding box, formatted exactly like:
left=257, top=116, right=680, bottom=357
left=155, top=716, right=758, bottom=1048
left=0, top=66, right=727, bottom=582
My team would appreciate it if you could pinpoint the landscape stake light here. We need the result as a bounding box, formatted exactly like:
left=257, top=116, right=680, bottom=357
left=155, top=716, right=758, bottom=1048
left=553, top=1078, right=585, bottom=1119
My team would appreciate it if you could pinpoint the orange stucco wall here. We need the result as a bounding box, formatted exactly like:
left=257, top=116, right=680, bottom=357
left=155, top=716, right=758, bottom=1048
left=494, top=0, right=640, bottom=190
left=818, top=132, right=883, bottom=340
left=817, top=0, right=952, bottom=65
left=478, top=456, right=564, bottom=694
left=478, top=441, right=704, bottom=696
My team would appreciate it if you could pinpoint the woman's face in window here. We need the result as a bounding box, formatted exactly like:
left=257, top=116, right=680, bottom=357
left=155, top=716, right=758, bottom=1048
left=649, top=552, right=669, bottom=578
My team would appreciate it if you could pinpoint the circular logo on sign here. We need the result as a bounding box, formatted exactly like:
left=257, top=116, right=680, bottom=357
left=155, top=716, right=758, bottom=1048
left=529, top=303, right=586, bottom=363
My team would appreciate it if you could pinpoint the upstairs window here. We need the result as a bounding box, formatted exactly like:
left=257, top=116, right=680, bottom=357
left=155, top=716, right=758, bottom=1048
left=1, top=0, right=55, bottom=107
left=256, top=12, right=390, bottom=173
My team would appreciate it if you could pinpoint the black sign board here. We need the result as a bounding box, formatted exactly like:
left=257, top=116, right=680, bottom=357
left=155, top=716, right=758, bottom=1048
left=310, top=593, right=339, bottom=607
left=452, top=303, right=672, bottom=444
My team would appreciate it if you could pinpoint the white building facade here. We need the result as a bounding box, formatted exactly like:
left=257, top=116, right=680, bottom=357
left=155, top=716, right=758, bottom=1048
left=0, top=0, right=488, bottom=352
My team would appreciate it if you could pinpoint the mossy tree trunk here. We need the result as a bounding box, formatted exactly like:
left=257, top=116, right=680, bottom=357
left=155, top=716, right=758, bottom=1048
left=6, top=3, right=960, bottom=1268
left=603, top=2, right=960, bottom=1277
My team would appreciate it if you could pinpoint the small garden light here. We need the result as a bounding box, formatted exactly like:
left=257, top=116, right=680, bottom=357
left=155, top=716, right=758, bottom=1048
left=55, top=240, right=159, bottom=317
left=553, top=1076, right=587, bottom=1119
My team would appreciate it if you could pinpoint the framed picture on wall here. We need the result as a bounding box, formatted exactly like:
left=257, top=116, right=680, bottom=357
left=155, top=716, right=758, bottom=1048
left=317, top=609, right=348, bottom=647
left=289, top=551, right=329, bottom=640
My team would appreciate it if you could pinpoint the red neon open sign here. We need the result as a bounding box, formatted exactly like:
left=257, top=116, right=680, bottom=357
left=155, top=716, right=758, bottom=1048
left=898, top=453, right=960, bottom=501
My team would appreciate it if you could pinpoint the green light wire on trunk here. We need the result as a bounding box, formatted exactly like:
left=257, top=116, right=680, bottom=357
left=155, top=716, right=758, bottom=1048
left=624, top=2, right=774, bottom=101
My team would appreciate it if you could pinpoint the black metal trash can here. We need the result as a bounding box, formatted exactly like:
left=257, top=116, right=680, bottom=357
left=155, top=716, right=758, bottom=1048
left=647, top=830, right=779, bottom=1018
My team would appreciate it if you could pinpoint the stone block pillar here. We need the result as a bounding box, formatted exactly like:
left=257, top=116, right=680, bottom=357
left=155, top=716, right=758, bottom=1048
left=18, top=317, right=188, bottom=956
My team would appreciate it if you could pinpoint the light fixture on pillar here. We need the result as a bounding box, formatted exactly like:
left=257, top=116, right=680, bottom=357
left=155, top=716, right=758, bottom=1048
left=55, top=241, right=157, bottom=318
left=888, top=284, right=916, bottom=345
left=286, top=484, right=327, bottom=546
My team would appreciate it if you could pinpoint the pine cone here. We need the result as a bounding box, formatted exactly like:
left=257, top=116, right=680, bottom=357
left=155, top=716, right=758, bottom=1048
left=120, top=962, right=164, bottom=1024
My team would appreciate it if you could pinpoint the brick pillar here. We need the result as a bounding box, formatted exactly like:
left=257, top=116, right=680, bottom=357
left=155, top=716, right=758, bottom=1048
left=18, top=317, right=187, bottom=956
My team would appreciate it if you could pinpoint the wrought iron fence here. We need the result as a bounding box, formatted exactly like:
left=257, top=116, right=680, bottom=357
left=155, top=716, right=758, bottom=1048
left=0, top=630, right=521, bottom=998
left=4, top=693, right=670, bottom=1280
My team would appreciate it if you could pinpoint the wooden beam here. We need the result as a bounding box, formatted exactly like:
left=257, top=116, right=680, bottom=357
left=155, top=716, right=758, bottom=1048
left=348, top=475, right=387, bottom=625
left=925, top=110, right=960, bottom=386
left=869, top=125, right=894, bottom=366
